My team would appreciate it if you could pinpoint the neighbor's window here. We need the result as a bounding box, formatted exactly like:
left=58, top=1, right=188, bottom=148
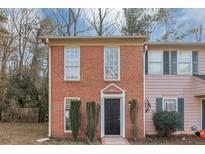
left=178, top=51, right=192, bottom=74
left=104, top=47, right=120, bottom=80
left=148, top=51, right=163, bottom=74
left=163, top=99, right=177, bottom=112
left=64, top=97, right=80, bottom=132
left=64, top=48, right=80, bottom=80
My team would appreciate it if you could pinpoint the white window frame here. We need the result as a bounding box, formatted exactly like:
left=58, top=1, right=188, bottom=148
left=148, top=51, right=163, bottom=75
left=64, top=47, right=80, bottom=81
left=177, top=51, right=192, bottom=75
left=104, top=47, right=120, bottom=81
left=163, top=98, right=178, bottom=112
left=64, top=97, right=80, bottom=133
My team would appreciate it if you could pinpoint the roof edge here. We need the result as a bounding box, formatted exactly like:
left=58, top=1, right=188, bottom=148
left=145, top=41, right=205, bottom=46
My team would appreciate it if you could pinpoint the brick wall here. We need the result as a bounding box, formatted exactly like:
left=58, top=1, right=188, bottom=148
left=51, top=45, right=144, bottom=139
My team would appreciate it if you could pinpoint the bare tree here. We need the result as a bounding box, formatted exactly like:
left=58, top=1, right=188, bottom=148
left=87, top=8, right=119, bottom=36
left=155, top=9, right=185, bottom=41
left=43, top=8, right=89, bottom=36
left=175, top=24, right=205, bottom=41
left=9, top=9, right=39, bottom=75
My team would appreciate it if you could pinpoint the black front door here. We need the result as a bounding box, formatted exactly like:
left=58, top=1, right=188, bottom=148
left=202, top=100, right=205, bottom=129
left=104, top=99, right=120, bottom=135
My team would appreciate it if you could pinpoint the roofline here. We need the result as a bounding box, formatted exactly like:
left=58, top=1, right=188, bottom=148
left=40, top=35, right=147, bottom=45
left=40, top=35, right=146, bottom=40
left=145, top=41, right=205, bottom=46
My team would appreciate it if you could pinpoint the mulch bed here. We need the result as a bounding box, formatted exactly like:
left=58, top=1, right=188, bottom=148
left=130, top=134, right=205, bottom=145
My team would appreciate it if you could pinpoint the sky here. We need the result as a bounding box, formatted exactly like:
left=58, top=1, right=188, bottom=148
left=40, top=8, right=205, bottom=41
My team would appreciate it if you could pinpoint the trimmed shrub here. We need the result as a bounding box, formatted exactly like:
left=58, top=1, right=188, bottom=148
left=152, top=111, right=180, bottom=137
left=69, top=100, right=81, bottom=140
left=86, top=101, right=100, bottom=143
left=129, top=99, right=138, bottom=141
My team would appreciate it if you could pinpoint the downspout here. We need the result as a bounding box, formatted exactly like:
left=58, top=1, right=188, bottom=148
left=143, top=42, right=148, bottom=137
left=47, top=37, right=52, bottom=138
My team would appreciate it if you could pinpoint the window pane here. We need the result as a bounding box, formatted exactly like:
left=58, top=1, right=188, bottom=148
left=148, top=51, right=162, bottom=62
left=65, top=98, right=79, bottom=131
left=65, top=110, right=70, bottom=130
left=105, top=48, right=119, bottom=80
left=164, top=99, right=176, bottom=111
left=105, top=66, right=118, bottom=79
left=148, top=62, right=162, bottom=74
left=64, top=48, right=80, bottom=80
left=178, top=52, right=192, bottom=62
left=65, top=66, right=80, bottom=80
left=178, top=63, right=191, bottom=74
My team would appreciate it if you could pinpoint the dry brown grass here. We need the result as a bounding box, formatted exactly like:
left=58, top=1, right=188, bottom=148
left=0, top=122, right=100, bottom=145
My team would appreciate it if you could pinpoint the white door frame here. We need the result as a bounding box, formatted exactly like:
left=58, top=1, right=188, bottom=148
left=100, top=86, right=125, bottom=137
left=201, top=98, right=205, bottom=130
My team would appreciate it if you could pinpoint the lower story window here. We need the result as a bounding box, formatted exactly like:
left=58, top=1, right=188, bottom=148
left=64, top=97, right=80, bottom=132
left=163, top=98, right=177, bottom=112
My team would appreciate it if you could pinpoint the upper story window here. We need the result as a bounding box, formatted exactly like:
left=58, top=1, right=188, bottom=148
left=104, top=47, right=120, bottom=80
left=163, top=98, right=177, bottom=112
left=148, top=51, right=163, bottom=74
left=64, top=47, right=80, bottom=80
left=178, top=51, right=192, bottom=74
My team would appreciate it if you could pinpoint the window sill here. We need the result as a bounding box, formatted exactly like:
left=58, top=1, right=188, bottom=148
left=104, top=80, right=120, bottom=83
left=64, top=80, right=80, bottom=83
left=64, top=130, right=72, bottom=133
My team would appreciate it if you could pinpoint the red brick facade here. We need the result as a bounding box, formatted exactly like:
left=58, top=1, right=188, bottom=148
left=50, top=45, right=144, bottom=139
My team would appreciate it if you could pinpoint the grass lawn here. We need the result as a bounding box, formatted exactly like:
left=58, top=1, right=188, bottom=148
left=130, top=135, right=205, bottom=145
left=0, top=122, right=100, bottom=145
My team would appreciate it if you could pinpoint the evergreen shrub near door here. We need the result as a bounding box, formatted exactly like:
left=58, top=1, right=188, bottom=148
left=86, top=101, right=100, bottom=143
left=69, top=100, right=81, bottom=140
left=129, top=99, right=138, bottom=141
left=153, top=111, right=180, bottom=137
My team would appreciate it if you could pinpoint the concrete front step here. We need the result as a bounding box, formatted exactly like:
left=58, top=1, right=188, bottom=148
left=101, top=136, right=130, bottom=145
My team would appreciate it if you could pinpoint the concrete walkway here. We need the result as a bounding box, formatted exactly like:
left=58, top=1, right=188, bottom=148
left=101, top=136, right=130, bottom=145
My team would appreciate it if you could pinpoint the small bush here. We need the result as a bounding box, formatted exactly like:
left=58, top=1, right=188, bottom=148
left=152, top=111, right=180, bottom=137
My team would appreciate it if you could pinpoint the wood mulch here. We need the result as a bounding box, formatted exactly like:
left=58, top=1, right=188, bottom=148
left=130, top=134, right=205, bottom=145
